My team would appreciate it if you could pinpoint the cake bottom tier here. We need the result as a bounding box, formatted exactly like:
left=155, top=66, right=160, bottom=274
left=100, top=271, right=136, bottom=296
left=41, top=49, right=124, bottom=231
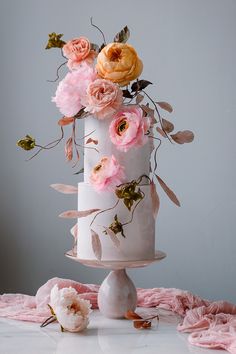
left=77, top=182, right=155, bottom=261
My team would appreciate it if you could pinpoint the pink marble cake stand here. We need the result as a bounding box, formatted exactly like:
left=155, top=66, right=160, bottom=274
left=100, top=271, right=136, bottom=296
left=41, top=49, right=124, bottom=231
left=65, top=250, right=166, bottom=319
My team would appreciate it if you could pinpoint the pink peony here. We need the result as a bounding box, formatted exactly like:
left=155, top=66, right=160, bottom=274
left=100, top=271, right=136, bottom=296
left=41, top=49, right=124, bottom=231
left=50, top=285, right=92, bottom=333
left=109, top=105, right=150, bottom=152
left=90, top=155, right=125, bottom=192
left=84, top=79, right=123, bottom=119
left=63, top=37, right=97, bottom=70
left=52, top=63, right=97, bottom=117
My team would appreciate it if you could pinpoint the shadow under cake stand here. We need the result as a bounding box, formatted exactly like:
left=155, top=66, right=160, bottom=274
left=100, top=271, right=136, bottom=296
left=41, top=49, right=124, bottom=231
left=66, top=250, right=166, bottom=319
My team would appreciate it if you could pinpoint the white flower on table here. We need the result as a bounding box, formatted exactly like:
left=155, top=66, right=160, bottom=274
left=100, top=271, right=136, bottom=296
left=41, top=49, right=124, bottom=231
left=41, top=285, right=92, bottom=333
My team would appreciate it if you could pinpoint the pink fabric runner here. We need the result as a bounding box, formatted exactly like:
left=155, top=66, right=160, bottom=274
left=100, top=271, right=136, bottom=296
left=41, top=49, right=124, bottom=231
left=0, top=277, right=235, bottom=353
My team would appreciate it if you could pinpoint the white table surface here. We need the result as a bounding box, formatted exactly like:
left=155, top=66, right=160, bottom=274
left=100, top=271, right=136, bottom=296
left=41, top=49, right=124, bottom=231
left=0, top=309, right=225, bottom=354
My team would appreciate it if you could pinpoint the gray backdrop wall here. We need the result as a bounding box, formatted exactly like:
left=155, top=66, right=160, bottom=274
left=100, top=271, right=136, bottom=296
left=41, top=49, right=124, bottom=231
left=0, top=0, right=235, bottom=302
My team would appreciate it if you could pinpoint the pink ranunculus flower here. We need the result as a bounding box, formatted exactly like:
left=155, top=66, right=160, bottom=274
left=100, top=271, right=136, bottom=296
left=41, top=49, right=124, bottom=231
left=63, top=37, right=97, bottom=70
left=90, top=155, right=125, bottom=192
left=109, top=105, right=150, bottom=152
left=52, top=63, right=97, bottom=117
left=50, top=285, right=92, bottom=333
left=84, top=79, right=123, bottom=119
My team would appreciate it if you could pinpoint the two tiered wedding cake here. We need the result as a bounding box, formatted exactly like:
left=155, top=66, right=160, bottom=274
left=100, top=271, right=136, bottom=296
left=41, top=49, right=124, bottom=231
left=17, top=24, right=194, bottom=263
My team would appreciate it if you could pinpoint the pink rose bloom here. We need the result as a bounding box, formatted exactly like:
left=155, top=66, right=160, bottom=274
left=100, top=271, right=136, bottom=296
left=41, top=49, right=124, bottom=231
left=90, top=155, right=125, bottom=192
left=63, top=37, right=97, bottom=70
left=109, top=105, right=150, bottom=152
left=50, top=285, right=92, bottom=333
left=52, top=63, right=97, bottom=117
left=84, top=79, right=123, bottom=119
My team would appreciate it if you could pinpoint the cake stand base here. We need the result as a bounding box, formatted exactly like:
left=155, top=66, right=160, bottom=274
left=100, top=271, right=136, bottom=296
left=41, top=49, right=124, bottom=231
left=66, top=250, right=166, bottom=319
left=98, top=269, right=137, bottom=319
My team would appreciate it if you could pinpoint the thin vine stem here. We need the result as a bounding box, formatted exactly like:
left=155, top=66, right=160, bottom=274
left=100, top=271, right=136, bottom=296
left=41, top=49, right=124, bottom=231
left=40, top=316, right=57, bottom=328
left=47, top=61, right=67, bottom=83
left=90, top=17, right=106, bottom=45
left=142, top=90, right=172, bottom=143
left=90, top=199, right=120, bottom=228
left=27, top=127, right=64, bottom=161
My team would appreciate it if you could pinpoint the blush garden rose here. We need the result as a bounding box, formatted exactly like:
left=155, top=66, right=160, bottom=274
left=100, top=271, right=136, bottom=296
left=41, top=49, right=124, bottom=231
left=84, top=79, right=123, bottom=119
left=109, top=105, right=150, bottom=152
left=63, top=37, right=97, bottom=70
left=90, top=155, right=125, bottom=192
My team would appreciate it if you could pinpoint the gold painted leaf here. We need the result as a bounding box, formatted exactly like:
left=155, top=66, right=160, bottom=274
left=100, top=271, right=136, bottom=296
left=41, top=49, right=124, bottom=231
left=171, top=130, right=194, bottom=144
left=91, top=229, right=102, bottom=260
left=156, top=175, right=180, bottom=207
left=157, top=101, right=173, bottom=113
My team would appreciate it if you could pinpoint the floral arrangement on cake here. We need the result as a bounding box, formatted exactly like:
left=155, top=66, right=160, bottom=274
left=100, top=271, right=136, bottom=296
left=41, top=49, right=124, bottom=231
left=17, top=20, right=194, bottom=260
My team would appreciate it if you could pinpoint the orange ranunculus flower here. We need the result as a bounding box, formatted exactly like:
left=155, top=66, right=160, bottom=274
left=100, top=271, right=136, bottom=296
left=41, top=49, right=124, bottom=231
left=96, top=42, right=143, bottom=87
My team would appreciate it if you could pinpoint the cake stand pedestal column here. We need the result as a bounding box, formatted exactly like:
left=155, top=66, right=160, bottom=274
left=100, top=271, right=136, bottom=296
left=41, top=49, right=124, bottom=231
left=98, top=269, right=137, bottom=318
left=66, top=250, right=166, bottom=319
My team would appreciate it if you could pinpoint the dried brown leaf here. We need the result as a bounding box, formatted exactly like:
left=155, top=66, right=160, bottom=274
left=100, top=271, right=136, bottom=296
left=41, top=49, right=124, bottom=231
left=156, top=126, right=167, bottom=138
left=162, top=118, right=174, bottom=133
left=136, top=94, right=144, bottom=104
left=125, top=310, right=142, bottom=320
left=133, top=320, right=152, bottom=329
left=157, top=101, right=173, bottom=113
left=50, top=184, right=78, bottom=194
left=91, top=229, right=102, bottom=260
left=171, top=130, right=194, bottom=144
left=150, top=181, right=160, bottom=219
left=58, top=116, right=74, bottom=126
left=59, top=209, right=100, bottom=218
left=65, top=137, right=73, bottom=161
left=86, top=138, right=98, bottom=145
left=103, top=227, right=120, bottom=248
left=156, top=175, right=181, bottom=207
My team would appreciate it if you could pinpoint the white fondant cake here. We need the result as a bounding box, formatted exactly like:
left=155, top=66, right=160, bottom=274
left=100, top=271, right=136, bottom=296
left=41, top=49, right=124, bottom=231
left=77, top=116, right=155, bottom=261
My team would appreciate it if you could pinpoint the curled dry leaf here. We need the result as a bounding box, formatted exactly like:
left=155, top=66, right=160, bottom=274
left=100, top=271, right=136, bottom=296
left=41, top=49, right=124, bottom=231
left=156, top=175, right=180, bottom=207
left=157, top=101, right=173, bottom=113
left=171, top=130, right=194, bottom=144
left=162, top=118, right=174, bottom=133
left=91, top=229, right=102, bottom=260
left=150, top=181, right=160, bottom=219
left=103, top=227, right=120, bottom=248
left=86, top=137, right=98, bottom=145
left=65, top=137, right=73, bottom=161
left=58, top=116, right=74, bottom=126
left=50, top=184, right=78, bottom=194
left=59, top=209, right=100, bottom=218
